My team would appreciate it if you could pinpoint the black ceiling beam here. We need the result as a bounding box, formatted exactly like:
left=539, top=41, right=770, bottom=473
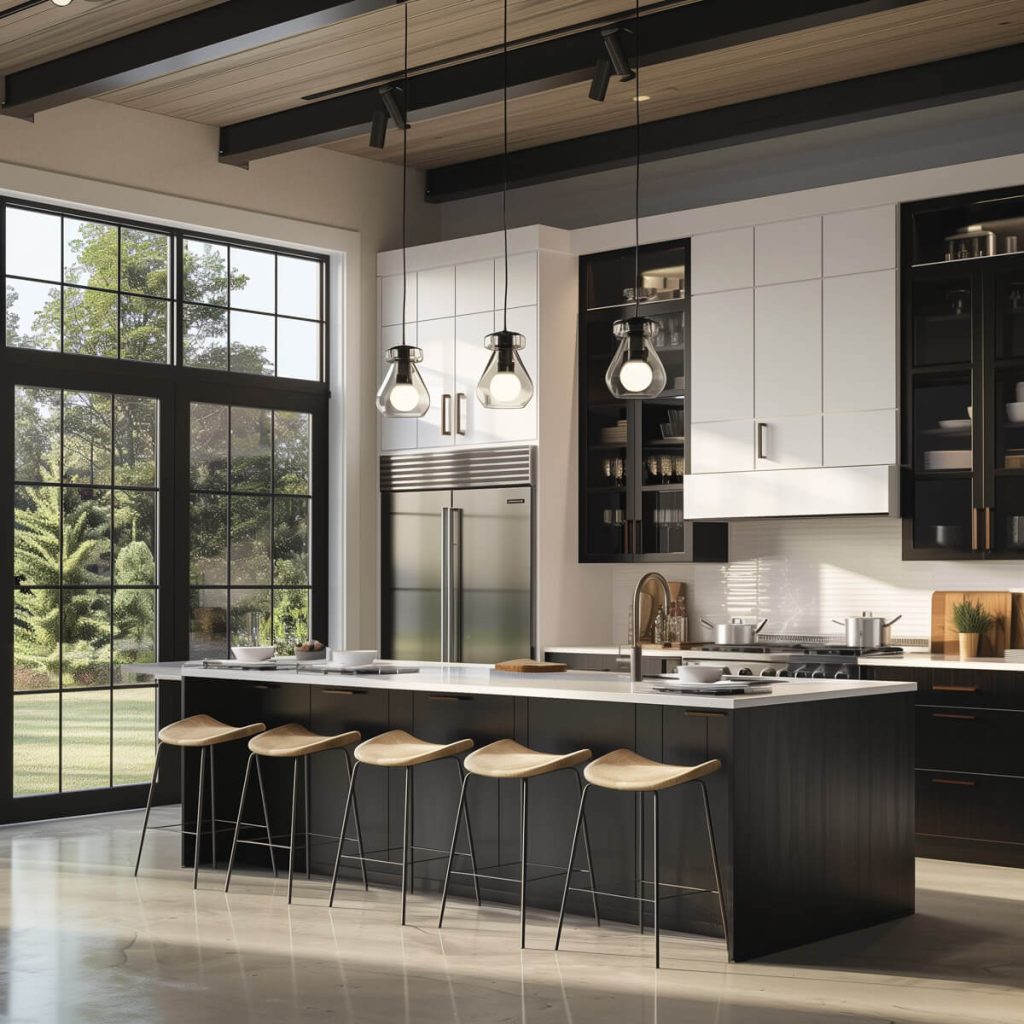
left=424, top=42, right=1024, bottom=203
left=1, top=0, right=396, bottom=120
left=217, top=0, right=928, bottom=167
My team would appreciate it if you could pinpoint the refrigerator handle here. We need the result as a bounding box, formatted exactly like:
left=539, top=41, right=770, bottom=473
left=451, top=507, right=464, bottom=661
left=441, top=508, right=452, bottom=661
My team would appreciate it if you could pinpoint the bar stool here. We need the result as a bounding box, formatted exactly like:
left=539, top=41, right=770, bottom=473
left=224, top=723, right=367, bottom=904
left=329, top=729, right=477, bottom=924
left=437, top=739, right=600, bottom=948
left=134, top=714, right=266, bottom=889
left=555, top=749, right=729, bottom=968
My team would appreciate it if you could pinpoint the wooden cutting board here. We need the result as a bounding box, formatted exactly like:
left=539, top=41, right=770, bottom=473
left=494, top=658, right=567, bottom=673
left=930, top=591, right=1013, bottom=655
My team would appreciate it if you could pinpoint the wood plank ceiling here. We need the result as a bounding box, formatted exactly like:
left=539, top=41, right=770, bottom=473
left=2, top=0, right=1023, bottom=174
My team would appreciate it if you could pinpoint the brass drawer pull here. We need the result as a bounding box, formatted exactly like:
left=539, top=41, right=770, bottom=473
left=684, top=710, right=727, bottom=718
left=426, top=694, right=470, bottom=702
left=323, top=688, right=367, bottom=696
left=932, top=685, right=978, bottom=693
left=930, top=777, right=976, bottom=787
left=931, top=712, right=977, bottom=721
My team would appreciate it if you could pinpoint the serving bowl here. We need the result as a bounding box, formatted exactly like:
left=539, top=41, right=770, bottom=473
left=231, top=646, right=276, bottom=663
left=330, top=649, right=377, bottom=668
left=675, top=664, right=725, bottom=684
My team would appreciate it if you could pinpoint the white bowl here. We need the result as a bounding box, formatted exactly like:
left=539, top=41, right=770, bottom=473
left=330, top=649, right=377, bottom=668
left=1016, top=383, right=1024, bottom=403
left=924, top=449, right=972, bottom=470
left=1008, top=401, right=1024, bottom=423
left=231, top=646, right=276, bottom=663
left=676, top=664, right=725, bottom=684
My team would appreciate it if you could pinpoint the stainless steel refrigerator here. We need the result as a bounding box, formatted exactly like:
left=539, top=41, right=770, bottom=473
left=380, top=447, right=535, bottom=663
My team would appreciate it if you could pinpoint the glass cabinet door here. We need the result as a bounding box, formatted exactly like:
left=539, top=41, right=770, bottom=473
left=911, top=273, right=975, bottom=367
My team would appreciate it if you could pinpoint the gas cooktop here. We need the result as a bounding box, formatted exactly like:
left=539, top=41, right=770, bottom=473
left=697, top=643, right=903, bottom=657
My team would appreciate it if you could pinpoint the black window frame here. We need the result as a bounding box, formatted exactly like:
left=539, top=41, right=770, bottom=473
left=0, top=193, right=331, bottom=824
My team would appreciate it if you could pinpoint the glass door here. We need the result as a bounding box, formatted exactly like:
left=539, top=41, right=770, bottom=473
left=9, top=384, right=159, bottom=809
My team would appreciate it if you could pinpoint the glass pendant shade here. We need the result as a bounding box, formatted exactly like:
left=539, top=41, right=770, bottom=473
left=476, top=330, right=534, bottom=409
left=377, top=345, right=430, bottom=417
left=605, top=316, right=667, bottom=398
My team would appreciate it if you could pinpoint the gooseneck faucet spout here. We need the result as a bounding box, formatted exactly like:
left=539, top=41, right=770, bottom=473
left=629, top=572, right=671, bottom=682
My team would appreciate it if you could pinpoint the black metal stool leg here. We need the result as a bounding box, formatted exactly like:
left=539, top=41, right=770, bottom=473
left=453, top=759, right=481, bottom=905
left=134, top=742, right=163, bottom=877
left=438, top=770, right=471, bottom=928
left=343, top=748, right=368, bottom=891
left=304, top=755, right=311, bottom=881
left=254, top=755, right=277, bottom=878
left=637, top=791, right=644, bottom=934
left=209, top=747, right=217, bottom=870
left=288, top=758, right=300, bottom=904
left=193, top=746, right=207, bottom=891
left=574, top=770, right=600, bottom=927
left=520, top=777, right=529, bottom=949
left=653, top=790, right=661, bottom=969
left=700, top=779, right=730, bottom=957
left=555, top=783, right=590, bottom=951
left=401, top=766, right=412, bottom=924
left=328, top=760, right=360, bottom=907
left=225, top=752, right=255, bottom=893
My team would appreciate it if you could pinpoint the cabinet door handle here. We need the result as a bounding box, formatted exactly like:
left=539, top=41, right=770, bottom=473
left=684, top=710, right=727, bottom=719
left=931, top=712, right=976, bottom=721
left=441, top=393, right=452, bottom=436
left=756, top=422, right=768, bottom=460
left=930, top=777, right=976, bottom=787
left=456, top=393, right=467, bottom=435
left=932, top=684, right=978, bottom=693
left=971, top=507, right=979, bottom=551
left=426, top=694, right=471, bottom=702
left=323, top=688, right=367, bottom=696
left=246, top=683, right=279, bottom=690
left=985, top=506, right=993, bottom=551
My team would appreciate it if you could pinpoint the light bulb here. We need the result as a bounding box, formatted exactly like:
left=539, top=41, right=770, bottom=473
left=618, top=359, right=654, bottom=393
left=488, top=371, right=523, bottom=404
left=51, top=0, right=73, bottom=6
left=388, top=382, right=420, bottom=413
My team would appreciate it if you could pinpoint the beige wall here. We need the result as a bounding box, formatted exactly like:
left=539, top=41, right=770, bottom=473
left=0, top=98, right=442, bottom=649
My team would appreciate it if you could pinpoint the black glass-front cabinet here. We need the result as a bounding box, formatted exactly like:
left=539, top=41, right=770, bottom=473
left=903, top=188, right=1024, bottom=559
left=578, top=240, right=728, bottom=563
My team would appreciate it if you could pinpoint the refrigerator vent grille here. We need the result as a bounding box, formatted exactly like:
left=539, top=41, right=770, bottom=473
left=381, top=446, right=535, bottom=491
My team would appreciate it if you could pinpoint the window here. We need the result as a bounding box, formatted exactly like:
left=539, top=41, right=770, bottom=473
left=188, top=403, right=312, bottom=658
left=12, top=385, right=159, bottom=795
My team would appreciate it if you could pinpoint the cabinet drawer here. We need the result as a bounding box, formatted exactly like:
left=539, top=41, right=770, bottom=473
left=916, top=706, right=1024, bottom=776
left=917, top=669, right=1024, bottom=710
left=916, top=771, right=1024, bottom=845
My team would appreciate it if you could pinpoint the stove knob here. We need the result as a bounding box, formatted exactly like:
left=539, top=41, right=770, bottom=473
left=793, top=666, right=809, bottom=678
left=737, top=667, right=753, bottom=676
left=759, top=667, right=777, bottom=677
left=777, top=668, right=790, bottom=677
left=811, top=666, right=825, bottom=679
left=834, top=669, right=850, bottom=680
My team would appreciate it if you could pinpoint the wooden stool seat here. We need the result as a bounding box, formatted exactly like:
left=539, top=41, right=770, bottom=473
left=465, top=739, right=591, bottom=779
left=158, top=714, right=265, bottom=749
left=584, top=749, right=721, bottom=792
left=249, top=723, right=361, bottom=759
left=355, top=729, right=473, bottom=768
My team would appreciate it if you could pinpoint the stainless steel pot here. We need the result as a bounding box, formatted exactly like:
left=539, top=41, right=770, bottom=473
left=831, top=612, right=902, bottom=648
left=700, top=616, right=768, bottom=646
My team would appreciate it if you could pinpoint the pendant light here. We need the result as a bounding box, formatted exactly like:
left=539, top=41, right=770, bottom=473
left=476, top=0, right=534, bottom=411
left=376, top=6, right=430, bottom=419
left=605, top=0, right=666, bottom=400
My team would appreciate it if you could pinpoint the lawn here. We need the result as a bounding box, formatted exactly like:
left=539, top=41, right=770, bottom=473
left=12, top=688, right=155, bottom=796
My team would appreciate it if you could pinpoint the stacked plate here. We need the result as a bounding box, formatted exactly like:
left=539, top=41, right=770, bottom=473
left=600, top=419, right=628, bottom=444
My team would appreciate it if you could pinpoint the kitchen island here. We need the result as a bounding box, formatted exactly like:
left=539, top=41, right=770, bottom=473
left=127, top=662, right=916, bottom=961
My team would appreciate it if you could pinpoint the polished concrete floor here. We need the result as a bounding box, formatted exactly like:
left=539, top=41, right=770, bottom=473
left=0, top=807, right=1022, bottom=1024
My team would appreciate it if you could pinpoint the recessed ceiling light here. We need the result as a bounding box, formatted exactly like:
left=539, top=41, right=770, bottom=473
left=633, top=95, right=651, bottom=102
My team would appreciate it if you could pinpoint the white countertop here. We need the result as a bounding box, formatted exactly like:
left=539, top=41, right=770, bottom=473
left=123, top=661, right=914, bottom=709
left=859, top=653, right=1024, bottom=672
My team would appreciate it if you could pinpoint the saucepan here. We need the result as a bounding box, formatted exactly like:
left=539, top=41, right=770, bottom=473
left=700, top=616, right=769, bottom=646
left=831, top=612, right=902, bottom=648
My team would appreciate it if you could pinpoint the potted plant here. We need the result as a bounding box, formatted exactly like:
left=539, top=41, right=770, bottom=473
left=951, top=599, right=994, bottom=659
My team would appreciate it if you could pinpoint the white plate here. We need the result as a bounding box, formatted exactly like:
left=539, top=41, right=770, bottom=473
left=924, top=450, right=972, bottom=470
left=937, top=419, right=971, bottom=430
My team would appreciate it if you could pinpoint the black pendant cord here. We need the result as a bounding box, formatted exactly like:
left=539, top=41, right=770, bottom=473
left=401, top=2, right=409, bottom=346
left=502, top=0, right=509, bottom=333
left=633, top=0, right=641, bottom=322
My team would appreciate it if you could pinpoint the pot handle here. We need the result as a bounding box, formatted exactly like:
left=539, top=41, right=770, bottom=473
left=753, top=618, right=768, bottom=634
left=831, top=619, right=845, bottom=626
left=884, top=614, right=903, bottom=627
left=699, top=618, right=714, bottom=630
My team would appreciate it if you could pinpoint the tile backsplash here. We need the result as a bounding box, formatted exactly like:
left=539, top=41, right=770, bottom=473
left=611, top=516, right=1024, bottom=646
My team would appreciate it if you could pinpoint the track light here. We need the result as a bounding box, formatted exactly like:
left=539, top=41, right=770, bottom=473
left=602, top=27, right=635, bottom=82
left=589, top=56, right=612, bottom=102
left=378, top=83, right=409, bottom=130
left=369, top=108, right=388, bottom=148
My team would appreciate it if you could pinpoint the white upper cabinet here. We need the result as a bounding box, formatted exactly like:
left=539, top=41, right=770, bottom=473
left=455, top=259, right=495, bottom=315
left=380, top=272, right=417, bottom=326
left=416, top=317, right=456, bottom=448
left=754, top=279, right=822, bottom=419
left=822, top=205, right=896, bottom=276
left=824, top=409, right=897, bottom=467
left=822, top=270, right=896, bottom=413
left=690, top=289, right=753, bottom=423
left=690, top=227, right=753, bottom=294
left=495, top=252, right=538, bottom=308
left=690, top=419, right=754, bottom=474
left=755, top=415, right=823, bottom=470
left=417, top=265, right=455, bottom=321
left=755, top=216, right=822, bottom=285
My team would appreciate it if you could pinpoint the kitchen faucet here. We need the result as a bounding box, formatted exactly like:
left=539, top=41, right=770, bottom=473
left=629, top=571, right=671, bottom=682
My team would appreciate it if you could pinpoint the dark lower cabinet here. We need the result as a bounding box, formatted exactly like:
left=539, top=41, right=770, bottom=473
left=866, top=664, right=1024, bottom=867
